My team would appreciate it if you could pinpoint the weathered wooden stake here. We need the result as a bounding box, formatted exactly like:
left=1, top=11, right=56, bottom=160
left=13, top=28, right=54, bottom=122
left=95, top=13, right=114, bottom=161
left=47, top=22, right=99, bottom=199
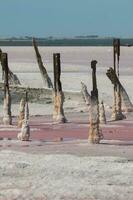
left=88, top=60, right=103, bottom=144
left=112, top=39, right=125, bottom=120
left=53, top=53, right=67, bottom=123
left=0, top=49, right=21, bottom=85
left=17, top=98, right=25, bottom=128
left=32, top=38, right=53, bottom=88
left=17, top=91, right=30, bottom=141
left=81, top=82, right=91, bottom=106
left=99, top=101, right=106, bottom=124
left=106, top=67, right=133, bottom=112
left=1, top=53, right=12, bottom=125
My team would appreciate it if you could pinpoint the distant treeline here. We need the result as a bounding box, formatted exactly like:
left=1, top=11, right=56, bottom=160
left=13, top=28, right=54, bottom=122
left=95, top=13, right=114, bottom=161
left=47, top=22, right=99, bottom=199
left=0, top=37, right=133, bottom=46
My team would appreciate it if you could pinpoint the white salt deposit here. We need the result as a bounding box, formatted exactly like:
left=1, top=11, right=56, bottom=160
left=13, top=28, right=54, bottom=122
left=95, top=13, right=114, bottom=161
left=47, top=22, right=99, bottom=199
left=0, top=150, right=132, bottom=200
left=1, top=46, right=133, bottom=104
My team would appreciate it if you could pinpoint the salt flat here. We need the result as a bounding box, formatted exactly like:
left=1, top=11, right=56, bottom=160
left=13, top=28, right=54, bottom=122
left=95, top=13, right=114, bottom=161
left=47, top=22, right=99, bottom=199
left=0, top=150, right=133, bottom=200
left=0, top=46, right=133, bottom=200
left=1, top=46, right=133, bottom=104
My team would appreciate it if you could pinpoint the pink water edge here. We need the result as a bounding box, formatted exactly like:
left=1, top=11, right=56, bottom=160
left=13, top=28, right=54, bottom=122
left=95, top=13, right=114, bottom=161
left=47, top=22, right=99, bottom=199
left=0, top=115, right=133, bottom=142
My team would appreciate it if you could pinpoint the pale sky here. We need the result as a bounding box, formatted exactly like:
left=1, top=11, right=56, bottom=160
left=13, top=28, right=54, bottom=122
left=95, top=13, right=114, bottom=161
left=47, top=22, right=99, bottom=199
left=0, top=0, right=132, bottom=37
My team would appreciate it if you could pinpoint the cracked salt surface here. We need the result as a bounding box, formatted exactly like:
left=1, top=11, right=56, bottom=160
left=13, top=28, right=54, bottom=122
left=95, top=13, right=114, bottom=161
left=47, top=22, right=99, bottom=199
left=0, top=150, right=133, bottom=200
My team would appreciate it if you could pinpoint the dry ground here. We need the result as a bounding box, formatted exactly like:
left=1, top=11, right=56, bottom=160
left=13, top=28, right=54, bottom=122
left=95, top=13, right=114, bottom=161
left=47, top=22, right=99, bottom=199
left=0, top=113, right=133, bottom=200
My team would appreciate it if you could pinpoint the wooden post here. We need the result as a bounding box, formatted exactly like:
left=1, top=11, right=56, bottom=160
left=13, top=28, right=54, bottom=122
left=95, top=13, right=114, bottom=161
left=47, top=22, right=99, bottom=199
left=0, top=49, right=21, bottom=85
left=17, top=91, right=30, bottom=141
left=53, top=53, right=67, bottom=123
left=88, top=60, right=103, bottom=144
left=81, top=82, right=91, bottom=106
left=99, top=101, right=106, bottom=124
left=32, top=38, right=53, bottom=88
left=1, top=53, right=12, bottom=125
left=106, top=67, right=132, bottom=112
left=17, top=98, right=25, bottom=128
left=112, top=39, right=125, bottom=120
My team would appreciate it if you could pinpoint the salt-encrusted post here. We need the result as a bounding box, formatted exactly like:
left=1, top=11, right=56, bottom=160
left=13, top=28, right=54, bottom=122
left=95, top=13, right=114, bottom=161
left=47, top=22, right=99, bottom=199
left=32, top=38, right=53, bottom=88
left=112, top=39, right=125, bottom=120
left=53, top=53, right=67, bottom=123
left=88, top=60, right=103, bottom=144
left=81, top=82, right=91, bottom=106
left=106, top=67, right=132, bottom=112
left=0, top=49, right=21, bottom=85
left=111, top=39, right=118, bottom=120
left=1, top=53, right=12, bottom=125
left=17, top=98, right=25, bottom=128
left=17, top=91, right=30, bottom=141
left=99, top=101, right=106, bottom=124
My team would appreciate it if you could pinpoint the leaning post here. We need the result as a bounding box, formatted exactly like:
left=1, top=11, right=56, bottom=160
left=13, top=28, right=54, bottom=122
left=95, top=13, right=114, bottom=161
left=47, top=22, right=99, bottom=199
left=1, top=53, right=12, bottom=125
left=88, top=60, right=103, bottom=144
left=32, top=38, right=53, bottom=88
left=53, top=53, right=67, bottom=123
